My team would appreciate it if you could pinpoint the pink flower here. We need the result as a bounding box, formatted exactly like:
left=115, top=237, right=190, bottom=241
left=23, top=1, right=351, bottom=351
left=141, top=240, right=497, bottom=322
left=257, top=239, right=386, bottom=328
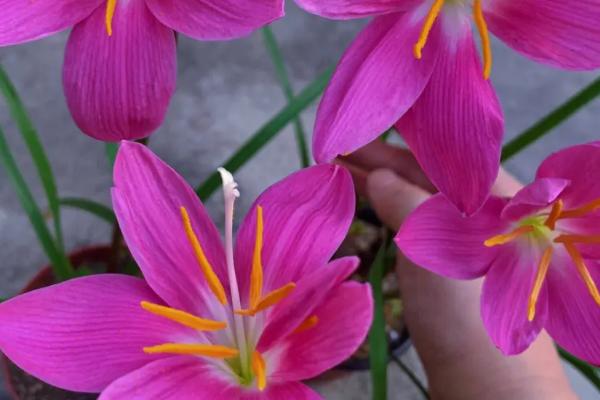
left=396, top=142, right=600, bottom=363
left=0, top=142, right=372, bottom=398
left=300, top=0, right=600, bottom=215
left=0, top=1, right=283, bottom=141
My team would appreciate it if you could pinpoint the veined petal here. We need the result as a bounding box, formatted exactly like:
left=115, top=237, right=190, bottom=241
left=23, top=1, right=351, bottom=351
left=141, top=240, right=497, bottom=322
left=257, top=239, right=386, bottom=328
left=99, top=356, right=322, bottom=400
left=0, top=275, right=189, bottom=393
left=0, top=0, right=102, bottom=45
left=312, top=11, right=440, bottom=164
left=112, top=142, right=228, bottom=314
left=145, top=0, right=284, bottom=41
left=294, top=0, right=420, bottom=19
left=270, top=282, right=372, bottom=382
left=481, top=247, right=549, bottom=355
left=501, top=177, right=570, bottom=221
left=396, top=194, right=507, bottom=280
left=257, top=257, right=360, bottom=352
left=234, top=165, right=354, bottom=298
left=63, top=0, right=176, bottom=141
left=396, top=17, right=503, bottom=215
left=484, top=0, right=600, bottom=70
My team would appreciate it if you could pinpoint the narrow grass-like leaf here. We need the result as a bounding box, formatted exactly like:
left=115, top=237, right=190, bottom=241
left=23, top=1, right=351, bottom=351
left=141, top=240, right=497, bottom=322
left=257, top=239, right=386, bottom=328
left=502, top=76, right=600, bottom=162
left=558, top=347, right=600, bottom=392
left=0, top=65, right=65, bottom=249
left=60, top=197, right=115, bottom=224
left=369, top=239, right=389, bottom=400
left=0, top=126, right=72, bottom=280
left=105, top=142, right=118, bottom=169
left=196, top=67, right=332, bottom=200
left=262, top=26, right=310, bottom=167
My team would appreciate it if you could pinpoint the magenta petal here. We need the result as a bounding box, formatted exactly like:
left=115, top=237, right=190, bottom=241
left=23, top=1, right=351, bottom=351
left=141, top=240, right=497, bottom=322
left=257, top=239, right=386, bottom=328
left=545, top=253, right=600, bottom=365
left=294, top=0, right=419, bottom=19
left=0, top=0, right=101, bottom=45
left=145, top=0, right=284, bottom=41
left=485, top=0, right=600, bottom=70
left=270, top=282, right=372, bottom=382
left=112, top=142, right=228, bottom=314
left=63, top=1, right=176, bottom=141
left=501, top=177, right=570, bottom=221
left=481, top=248, right=548, bottom=355
left=235, top=165, right=354, bottom=297
left=312, top=11, right=440, bottom=163
left=396, top=25, right=504, bottom=215
left=257, top=257, right=359, bottom=352
left=0, top=275, right=187, bottom=393
left=396, top=194, right=507, bottom=280
left=100, top=356, right=322, bottom=400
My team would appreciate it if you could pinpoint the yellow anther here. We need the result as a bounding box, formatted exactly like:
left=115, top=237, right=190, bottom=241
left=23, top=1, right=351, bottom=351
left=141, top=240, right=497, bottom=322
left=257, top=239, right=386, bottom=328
left=140, top=301, right=226, bottom=331
left=544, top=200, right=564, bottom=230
left=563, top=242, right=600, bottom=307
left=180, top=207, right=228, bottom=305
left=250, top=206, right=264, bottom=310
left=559, top=198, right=600, bottom=220
left=143, top=343, right=239, bottom=358
left=484, top=225, right=534, bottom=247
left=105, top=0, right=117, bottom=36
left=293, top=315, right=319, bottom=334
left=473, top=0, right=492, bottom=79
left=527, top=247, right=553, bottom=321
left=554, top=234, right=600, bottom=244
left=414, top=0, right=445, bottom=59
left=236, top=282, right=296, bottom=316
left=251, top=351, right=267, bottom=391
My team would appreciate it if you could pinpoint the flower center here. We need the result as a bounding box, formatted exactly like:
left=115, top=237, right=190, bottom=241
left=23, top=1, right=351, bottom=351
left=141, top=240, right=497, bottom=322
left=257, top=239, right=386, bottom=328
left=484, top=198, right=600, bottom=321
left=105, top=0, right=117, bottom=36
left=414, top=0, right=492, bottom=79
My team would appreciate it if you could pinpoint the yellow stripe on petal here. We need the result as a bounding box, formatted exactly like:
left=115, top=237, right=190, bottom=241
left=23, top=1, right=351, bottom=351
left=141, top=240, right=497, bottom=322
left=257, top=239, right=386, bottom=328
left=251, top=351, right=267, bottom=391
left=143, top=344, right=238, bottom=358
left=140, top=301, right=226, bottom=331
left=527, top=247, right=553, bottom=321
left=250, top=206, right=265, bottom=310
left=105, top=0, right=117, bottom=36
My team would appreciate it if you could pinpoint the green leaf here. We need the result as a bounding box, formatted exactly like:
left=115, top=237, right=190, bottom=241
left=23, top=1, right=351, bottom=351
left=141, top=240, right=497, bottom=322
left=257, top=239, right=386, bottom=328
left=0, top=125, right=73, bottom=280
left=105, top=142, right=118, bottom=169
left=60, top=197, right=115, bottom=224
left=369, top=239, right=389, bottom=400
left=558, top=347, right=600, bottom=393
left=0, top=65, right=65, bottom=250
left=196, top=67, right=333, bottom=200
left=502, top=76, right=600, bottom=162
left=262, top=26, right=310, bottom=168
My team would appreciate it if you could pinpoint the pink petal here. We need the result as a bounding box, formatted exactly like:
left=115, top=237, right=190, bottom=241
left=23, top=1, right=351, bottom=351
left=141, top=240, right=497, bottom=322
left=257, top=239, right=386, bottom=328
left=145, top=0, right=284, bottom=41
left=481, top=248, right=548, bottom=355
left=63, top=1, right=176, bottom=141
left=312, top=11, right=440, bottom=164
left=396, top=21, right=504, bottom=215
left=484, top=0, right=600, bottom=70
left=234, top=165, right=354, bottom=298
left=112, top=142, right=228, bottom=314
left=270, top=282, right=372, bottom=382
left=557, top=216, right=600, bottom=260
left=257, top=257, right=359, bottom=352
left=0, top=275, right=188, bottom=393
left=0, top=0, right=101, bottom=45
left=545, top=252, right=600, bottom=365
left=395, top=194, right=507, bottom=280
left=536, top=142, right=600, bottom=208
left=100, top=356, right=322, bottom=400
left=294, top=0, right=419, bottom=19
left=501, top=177, right=570, bottom=221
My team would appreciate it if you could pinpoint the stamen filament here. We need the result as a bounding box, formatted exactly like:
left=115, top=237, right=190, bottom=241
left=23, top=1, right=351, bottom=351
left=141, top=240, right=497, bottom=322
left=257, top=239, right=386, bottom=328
left=105, top=0, right=117, bottom=36
left=293, top=315, right=319, bottom=334
left=563, top=242, right=600, bottom=307
left=236, top=282, right=296, bottom=316
left=251, top=351, right=267, bottom=391
left=414, top=0, right=445, bottom=59
left=143, top=343, right=238, bottom=358
left=545, top=200, right=563, bottom=230
left=559, top=198, right=600, bottom=219
left=250, top=206, right=264, bottom=310
left=555, top=234, right=600, bottom=244
left=180, top=207, right=228, bottom=305
left=527, top=247, right=553, bottom=321
left=484, top=225, right=534, bottom=247
left=473, top=0, right=492, bottom=79
left=140, top=301, right=226, bottom=331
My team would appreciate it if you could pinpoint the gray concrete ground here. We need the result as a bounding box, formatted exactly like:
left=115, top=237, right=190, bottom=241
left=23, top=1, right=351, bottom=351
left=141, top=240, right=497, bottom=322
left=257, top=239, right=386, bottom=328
left=0, top=2, right=599, bottom=399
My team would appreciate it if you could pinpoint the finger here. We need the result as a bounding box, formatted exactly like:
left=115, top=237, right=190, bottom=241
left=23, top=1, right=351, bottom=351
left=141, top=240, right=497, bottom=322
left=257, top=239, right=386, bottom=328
left=366, top=169, right=430, bottom=231
left=492, top=168, right=522, bottom=197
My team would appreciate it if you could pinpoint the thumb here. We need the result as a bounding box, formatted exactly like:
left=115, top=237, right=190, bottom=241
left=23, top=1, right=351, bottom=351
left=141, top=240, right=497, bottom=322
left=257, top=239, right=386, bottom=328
left=366, top=169, right=431, bottom=231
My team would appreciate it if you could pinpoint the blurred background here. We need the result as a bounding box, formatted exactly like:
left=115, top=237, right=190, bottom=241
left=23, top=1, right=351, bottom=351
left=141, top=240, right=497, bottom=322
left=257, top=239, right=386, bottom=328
left=0, top=2, right=599, bottom=399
